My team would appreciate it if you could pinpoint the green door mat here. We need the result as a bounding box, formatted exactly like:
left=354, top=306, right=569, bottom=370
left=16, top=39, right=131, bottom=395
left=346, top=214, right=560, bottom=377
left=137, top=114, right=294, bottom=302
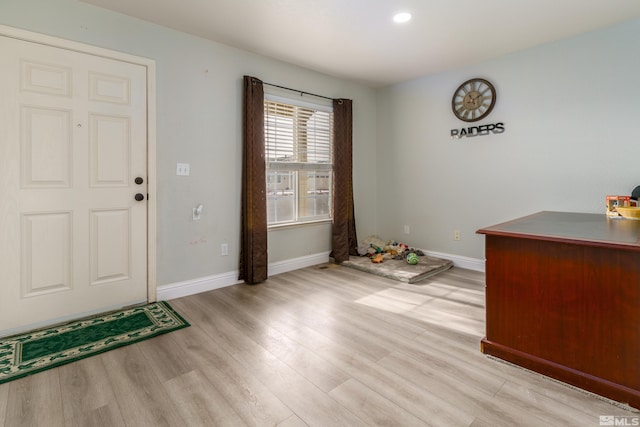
left=0, top=301, right=189, bottom=384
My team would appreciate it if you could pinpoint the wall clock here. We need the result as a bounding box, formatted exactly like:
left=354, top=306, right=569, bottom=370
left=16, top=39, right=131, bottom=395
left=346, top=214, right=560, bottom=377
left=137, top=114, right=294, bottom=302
left=451, top=78, right=496, bottom=122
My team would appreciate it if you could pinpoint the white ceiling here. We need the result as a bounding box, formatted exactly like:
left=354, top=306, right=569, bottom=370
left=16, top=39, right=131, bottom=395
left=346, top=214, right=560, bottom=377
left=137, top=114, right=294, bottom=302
left=81, top=0, right=640, bottom=88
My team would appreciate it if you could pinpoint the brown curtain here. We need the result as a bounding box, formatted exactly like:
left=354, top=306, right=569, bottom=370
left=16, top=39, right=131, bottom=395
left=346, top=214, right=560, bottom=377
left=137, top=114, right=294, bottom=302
left=239, top=76, right=268, bottom=284
left=330, top=98, right=358, bottom=263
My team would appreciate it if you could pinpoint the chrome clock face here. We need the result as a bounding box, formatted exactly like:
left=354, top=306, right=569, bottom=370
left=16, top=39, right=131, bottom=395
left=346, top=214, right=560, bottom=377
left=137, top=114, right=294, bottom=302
left=452, top=78, right=496, bottom=122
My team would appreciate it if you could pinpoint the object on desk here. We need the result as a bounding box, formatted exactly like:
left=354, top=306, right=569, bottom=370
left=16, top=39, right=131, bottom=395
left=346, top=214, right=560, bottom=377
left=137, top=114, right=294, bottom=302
left=632, top=186, right=640, bottom=205
left=606, top=195, right=631, bottom=217
left=614, top=206, right=640, bottom=220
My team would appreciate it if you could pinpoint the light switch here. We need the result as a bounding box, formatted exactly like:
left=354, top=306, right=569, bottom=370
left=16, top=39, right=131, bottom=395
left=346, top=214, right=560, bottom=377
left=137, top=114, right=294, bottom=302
left=176, top=163, right=190, bottom=176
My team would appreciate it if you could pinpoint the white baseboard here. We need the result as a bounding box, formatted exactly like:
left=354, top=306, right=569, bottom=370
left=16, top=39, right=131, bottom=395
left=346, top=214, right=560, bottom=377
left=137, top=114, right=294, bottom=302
left=157, top=251, right=331, bottom=301
left=424, top=249, right=485, bottom=272
left=157, top=271, right=241, bottom=301
left=268, top=251, right=331, bottom=276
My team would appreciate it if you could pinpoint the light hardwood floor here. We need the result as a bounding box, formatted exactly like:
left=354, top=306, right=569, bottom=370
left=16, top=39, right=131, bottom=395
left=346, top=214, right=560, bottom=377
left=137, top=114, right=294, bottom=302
left=1, top=265, right=637, bottom=426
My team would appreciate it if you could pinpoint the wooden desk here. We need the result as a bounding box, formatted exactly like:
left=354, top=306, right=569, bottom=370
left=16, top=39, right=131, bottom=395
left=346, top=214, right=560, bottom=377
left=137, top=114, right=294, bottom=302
left=477, top=211, right=640, bottom=409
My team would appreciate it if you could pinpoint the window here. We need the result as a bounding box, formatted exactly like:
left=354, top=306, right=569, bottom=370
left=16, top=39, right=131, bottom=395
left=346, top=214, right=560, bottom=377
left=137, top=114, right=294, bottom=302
left=264, top=95, right=333, bottom=226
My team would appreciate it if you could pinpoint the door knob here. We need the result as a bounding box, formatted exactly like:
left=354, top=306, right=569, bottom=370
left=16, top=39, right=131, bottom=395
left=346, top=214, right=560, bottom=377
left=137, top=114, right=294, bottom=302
left=135, top=177, right=144, bottom=185
left=135, top=193, right=145, bottom=201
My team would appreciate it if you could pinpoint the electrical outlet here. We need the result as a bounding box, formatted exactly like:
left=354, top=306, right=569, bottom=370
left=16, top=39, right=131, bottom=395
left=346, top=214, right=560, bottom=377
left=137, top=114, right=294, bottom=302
left=403, top=225, right=410, bottom=234
left=192, top=204, right=203, bottom=221
left=453, top=230, right=461, bottom=241
left=221, top=243, right=229, bottom=256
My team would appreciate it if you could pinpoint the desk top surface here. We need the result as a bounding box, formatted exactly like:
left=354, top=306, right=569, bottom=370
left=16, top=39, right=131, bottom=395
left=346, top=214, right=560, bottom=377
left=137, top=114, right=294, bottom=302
left=477, top=211, right=640, bottom=249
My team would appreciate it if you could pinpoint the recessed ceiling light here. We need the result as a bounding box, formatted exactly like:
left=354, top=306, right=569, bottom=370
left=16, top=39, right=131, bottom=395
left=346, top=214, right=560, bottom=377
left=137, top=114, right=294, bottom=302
left=393, top=12, right=412, bottom=24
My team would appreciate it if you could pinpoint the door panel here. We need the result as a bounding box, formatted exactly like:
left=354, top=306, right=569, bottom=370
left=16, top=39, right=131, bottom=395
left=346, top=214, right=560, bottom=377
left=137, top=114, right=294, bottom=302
left=89, top=71, right=131, bottom=104
left=21, top=106, right=72, bottom=188
left=90, top=208, right=131, bottom=285
left=0, top=36, right=148, bottom=334
left=21, top=59, right=72, bottom=97
left=89, top=114, right=130, bottom=187
left=21, top=211, right=73, bottom=296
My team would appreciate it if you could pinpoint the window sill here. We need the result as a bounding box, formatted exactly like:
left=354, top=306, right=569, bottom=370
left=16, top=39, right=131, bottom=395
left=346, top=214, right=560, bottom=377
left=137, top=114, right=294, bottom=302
left=268, top=218, right=332, bottom=231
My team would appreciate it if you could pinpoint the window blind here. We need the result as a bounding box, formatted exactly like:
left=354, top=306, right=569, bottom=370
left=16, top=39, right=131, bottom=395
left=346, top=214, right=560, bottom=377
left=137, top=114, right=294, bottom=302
left=264, top=100, right=333, bottom=171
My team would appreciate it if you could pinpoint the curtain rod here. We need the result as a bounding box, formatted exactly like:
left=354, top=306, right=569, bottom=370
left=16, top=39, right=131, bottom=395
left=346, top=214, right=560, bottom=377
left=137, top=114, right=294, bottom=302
left=262, top=81, right=336, bottom=102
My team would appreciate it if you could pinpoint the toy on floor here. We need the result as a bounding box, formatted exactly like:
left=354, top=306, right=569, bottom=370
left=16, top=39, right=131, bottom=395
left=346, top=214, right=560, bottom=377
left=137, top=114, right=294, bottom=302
left=406, top=253, right=419, bottom=265
left=357, top=235, right=424, bottom=263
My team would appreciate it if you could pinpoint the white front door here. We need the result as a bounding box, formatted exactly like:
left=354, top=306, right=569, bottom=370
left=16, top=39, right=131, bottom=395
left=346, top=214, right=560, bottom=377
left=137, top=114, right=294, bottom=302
left=0, top=35, right=149, bottom=334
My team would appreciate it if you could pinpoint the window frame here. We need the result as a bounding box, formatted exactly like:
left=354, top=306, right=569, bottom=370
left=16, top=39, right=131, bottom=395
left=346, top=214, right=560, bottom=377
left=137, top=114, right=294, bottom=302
left=264, top=93, right=334, bottom=229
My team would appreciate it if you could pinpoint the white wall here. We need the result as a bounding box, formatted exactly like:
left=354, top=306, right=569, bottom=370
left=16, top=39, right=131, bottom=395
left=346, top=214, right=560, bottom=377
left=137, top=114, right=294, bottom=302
left=0, top=0, right=378, bottom=288
left=376, top=19, right=640, bottom=261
